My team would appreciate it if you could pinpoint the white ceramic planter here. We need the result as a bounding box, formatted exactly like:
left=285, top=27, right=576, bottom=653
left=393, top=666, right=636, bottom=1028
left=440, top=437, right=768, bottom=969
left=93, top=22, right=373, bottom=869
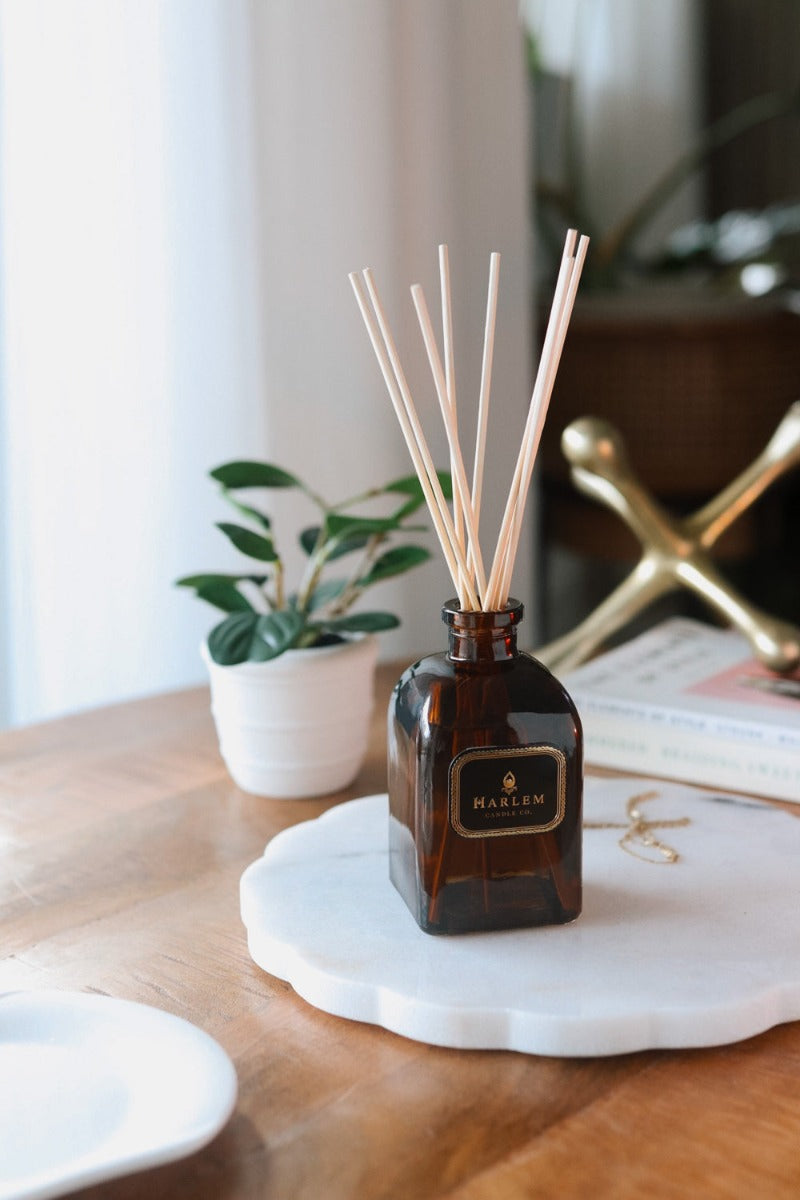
left=202, top=635, right=378, bottom=799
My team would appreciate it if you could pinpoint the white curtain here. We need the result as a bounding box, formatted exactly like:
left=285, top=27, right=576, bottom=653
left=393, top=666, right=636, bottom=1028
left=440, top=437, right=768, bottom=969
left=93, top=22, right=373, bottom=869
left=0, top=0, right=532, bottom=727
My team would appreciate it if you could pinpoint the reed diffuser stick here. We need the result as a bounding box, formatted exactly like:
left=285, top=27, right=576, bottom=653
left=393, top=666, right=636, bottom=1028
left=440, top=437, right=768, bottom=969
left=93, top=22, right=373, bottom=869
left=362, top=268, right=478, bottom=609
left=438, top=245, right=464, bottom=555
left=411, top=284, right=488, bottom=601
left=495, top=233, right=589, bottom=607
left=351, top=229, right=587, bottom=613
left=472, top=252, right=501, bottom=539
left=484, top=231, right=587, bottom=610
left=483, top=243, right=574, bottom=608
left=348, top=271, right=474, bottom=608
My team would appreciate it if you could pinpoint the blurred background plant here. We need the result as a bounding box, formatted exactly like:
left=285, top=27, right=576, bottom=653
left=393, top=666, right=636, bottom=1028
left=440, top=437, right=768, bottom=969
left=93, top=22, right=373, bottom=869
left=525, top=0, right=800, bottom=299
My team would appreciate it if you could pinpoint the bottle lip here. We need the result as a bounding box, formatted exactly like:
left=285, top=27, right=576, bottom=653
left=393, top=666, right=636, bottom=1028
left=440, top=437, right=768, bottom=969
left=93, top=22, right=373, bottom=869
left=441, top=598, right=523, bottom=629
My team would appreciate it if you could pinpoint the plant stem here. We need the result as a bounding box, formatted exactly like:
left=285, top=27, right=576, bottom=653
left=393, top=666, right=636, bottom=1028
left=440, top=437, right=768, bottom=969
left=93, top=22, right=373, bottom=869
left=272, top=560, right=285, bottom=611
left=331, top=485, right=385, bottom=511
left=327, top=533, right=386, bottom=617
left=295, top=527, right=331, bottom=615
left=296, top=481, right=329, bottom=512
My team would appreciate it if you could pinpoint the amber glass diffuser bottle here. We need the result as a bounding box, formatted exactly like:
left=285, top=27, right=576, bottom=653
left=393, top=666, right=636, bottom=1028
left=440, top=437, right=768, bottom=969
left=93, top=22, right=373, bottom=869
left=351, top=234, right=590, bottom=933
left=388, top=600, right=582, bottom=935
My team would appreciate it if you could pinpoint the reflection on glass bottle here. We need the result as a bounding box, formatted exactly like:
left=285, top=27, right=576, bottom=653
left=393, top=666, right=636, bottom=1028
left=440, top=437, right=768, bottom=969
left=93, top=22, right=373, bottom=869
left=388, top=600, right=582, bottom=934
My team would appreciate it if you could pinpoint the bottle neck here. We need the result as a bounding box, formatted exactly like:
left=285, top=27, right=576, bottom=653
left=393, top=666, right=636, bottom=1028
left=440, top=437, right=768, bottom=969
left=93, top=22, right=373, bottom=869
left=443, top=599, right=522, bottom=664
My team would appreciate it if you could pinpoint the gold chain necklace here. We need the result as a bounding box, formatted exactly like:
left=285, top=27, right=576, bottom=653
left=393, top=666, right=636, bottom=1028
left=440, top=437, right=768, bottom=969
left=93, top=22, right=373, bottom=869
left=585, top=790, right=690, bottom=864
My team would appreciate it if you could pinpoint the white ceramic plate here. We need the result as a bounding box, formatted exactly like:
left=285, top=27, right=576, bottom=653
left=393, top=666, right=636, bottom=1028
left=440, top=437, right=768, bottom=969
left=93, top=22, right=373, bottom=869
left=0, top=990, right=237, bottom=1200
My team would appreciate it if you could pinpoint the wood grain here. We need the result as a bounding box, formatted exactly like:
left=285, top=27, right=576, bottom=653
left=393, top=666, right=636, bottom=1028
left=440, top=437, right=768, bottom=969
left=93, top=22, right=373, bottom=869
left=2, top=666, right=800, bottom=1198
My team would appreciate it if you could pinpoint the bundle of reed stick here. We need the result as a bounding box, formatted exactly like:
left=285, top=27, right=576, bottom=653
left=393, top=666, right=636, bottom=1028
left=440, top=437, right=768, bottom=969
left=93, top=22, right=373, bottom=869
left=349, top=229, right=588, bottom=612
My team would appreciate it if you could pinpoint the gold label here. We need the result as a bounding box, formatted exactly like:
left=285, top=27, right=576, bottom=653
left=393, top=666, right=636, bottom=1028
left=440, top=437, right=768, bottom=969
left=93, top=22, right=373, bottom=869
left=449, top=744, right=566, bottom=838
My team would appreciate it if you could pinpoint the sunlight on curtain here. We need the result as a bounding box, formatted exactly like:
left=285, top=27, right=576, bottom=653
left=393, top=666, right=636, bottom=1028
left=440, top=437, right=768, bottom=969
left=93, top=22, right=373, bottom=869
left=0, top=0, right=267, bottom=725
left=0, top=0, right=531, bottom=727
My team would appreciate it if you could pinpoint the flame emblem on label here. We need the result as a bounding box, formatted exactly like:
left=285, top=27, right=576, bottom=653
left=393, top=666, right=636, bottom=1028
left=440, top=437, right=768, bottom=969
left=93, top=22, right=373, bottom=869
left=502, top=771, right=517, bottom=795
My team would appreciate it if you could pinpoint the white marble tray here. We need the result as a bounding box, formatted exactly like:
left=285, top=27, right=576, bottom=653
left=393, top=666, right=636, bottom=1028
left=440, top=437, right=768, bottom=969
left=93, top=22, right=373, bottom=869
left=240, top=779, right=800, bottom=1057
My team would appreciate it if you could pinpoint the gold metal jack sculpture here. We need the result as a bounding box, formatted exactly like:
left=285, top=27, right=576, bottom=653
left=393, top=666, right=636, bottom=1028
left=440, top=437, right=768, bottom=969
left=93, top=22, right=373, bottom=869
left=537, top=401, right=800, bottom=674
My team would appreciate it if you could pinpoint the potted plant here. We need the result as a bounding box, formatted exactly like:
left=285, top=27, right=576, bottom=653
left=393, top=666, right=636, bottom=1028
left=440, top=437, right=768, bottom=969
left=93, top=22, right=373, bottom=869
left=177, top=459, right=448, bottom=798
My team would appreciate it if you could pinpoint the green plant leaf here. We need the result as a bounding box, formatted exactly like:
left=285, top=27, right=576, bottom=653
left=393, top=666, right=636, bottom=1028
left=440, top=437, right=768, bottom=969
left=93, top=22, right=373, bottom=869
left=207, top=612, right=268, bottom=664
left=221, top=493, right=272, bottom=532
left=195, top=582, right=255, bottom=613
left=358, top=545, right=431, bottom=587
left=385, top=469, right=453, bottom=503
left=318, top=611, right=400, bottom=634
left=216, top=522, right=278, bottom=562
left=386, top=471, right=452, bottom=520
left=307, top=578, right=348, bottom=611
left=206, top=609, right=306, bottom=664
left=299, top=526, right=322, bottom=556
left=383, top=473, right=424, bottom=496
left=176, top=572, right=268, bottom=589
left=254, top=609, right=305, bottom=658
left=210, top=461, right=302, bottom=490
left=324, top=513, right=401, bottom=541
left=300, top=525, right=371, bottom=561
left=327, top=533, right=373, bottom=560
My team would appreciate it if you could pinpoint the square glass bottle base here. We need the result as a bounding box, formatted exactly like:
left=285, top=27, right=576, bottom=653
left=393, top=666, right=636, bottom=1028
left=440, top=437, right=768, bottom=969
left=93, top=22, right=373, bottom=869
left=387, top=601, right=583, bottom=936
left=389, top=818, right=582, bottom=935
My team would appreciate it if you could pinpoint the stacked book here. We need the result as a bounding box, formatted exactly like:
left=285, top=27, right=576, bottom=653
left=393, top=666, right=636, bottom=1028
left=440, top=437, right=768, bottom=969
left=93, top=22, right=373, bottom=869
left=564, top=617, right=800, bottom=803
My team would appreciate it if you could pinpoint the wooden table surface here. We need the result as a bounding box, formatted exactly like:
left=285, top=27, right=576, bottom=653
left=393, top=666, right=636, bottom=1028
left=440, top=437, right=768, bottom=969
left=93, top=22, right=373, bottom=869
left=3, top=663, right=800, bottom=1199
